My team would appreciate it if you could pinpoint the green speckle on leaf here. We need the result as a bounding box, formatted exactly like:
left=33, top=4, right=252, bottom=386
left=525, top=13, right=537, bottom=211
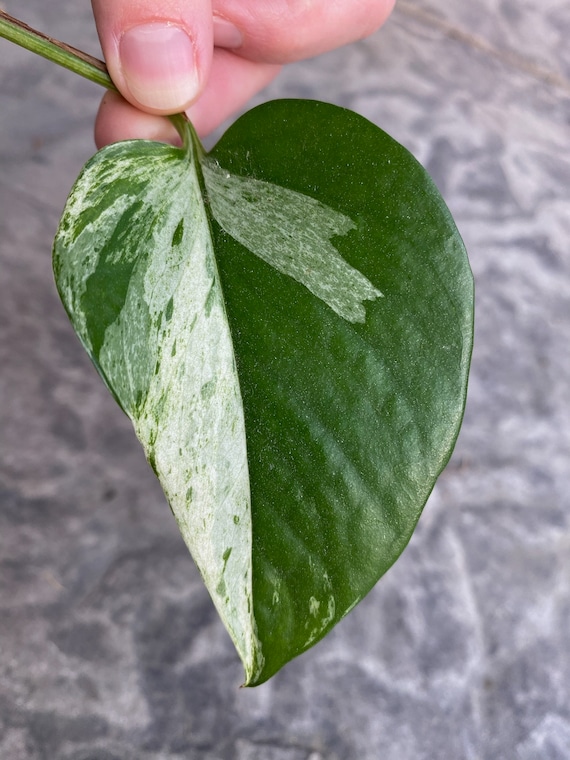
left=165, top=296, right=174, bottom=322
left=172, top=218, right=184, bottom=247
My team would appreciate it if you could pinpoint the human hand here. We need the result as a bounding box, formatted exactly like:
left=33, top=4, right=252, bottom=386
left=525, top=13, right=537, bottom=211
left=91, top=0, right=395, bottom=148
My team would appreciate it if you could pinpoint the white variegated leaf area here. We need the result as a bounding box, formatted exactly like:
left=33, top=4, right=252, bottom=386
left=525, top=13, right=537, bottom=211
left=203, top=158, right=382, bottom=323
left=53, top=134, right=264, bottom=684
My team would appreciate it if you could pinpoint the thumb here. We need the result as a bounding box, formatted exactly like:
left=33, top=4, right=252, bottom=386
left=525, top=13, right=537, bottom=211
left=91, top=0, right=213, bottom=114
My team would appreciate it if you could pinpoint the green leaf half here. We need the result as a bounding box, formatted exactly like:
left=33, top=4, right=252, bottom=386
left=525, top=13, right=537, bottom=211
left=53, top=100, right=473, bottom=686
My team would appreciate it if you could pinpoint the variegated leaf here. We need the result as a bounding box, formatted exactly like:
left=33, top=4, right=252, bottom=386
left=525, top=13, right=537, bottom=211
left=53, top=103, right=473, bottom=686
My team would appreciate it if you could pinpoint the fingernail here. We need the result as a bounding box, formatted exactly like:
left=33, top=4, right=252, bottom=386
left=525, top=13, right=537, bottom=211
left=119, top=23, right=199, bottom=111
left=213, top=16, right=243, bottom=49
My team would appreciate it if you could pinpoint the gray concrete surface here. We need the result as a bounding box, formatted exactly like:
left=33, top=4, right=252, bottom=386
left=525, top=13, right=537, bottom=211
left=1, top=1, right=569, bottom=758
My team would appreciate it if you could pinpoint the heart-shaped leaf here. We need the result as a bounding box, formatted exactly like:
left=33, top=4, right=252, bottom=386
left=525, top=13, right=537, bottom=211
left=53, top=100, right=473, bottom=685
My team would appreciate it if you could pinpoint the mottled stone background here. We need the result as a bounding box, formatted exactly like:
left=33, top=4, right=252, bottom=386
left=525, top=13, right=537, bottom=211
left=1, top=1, right=569, bottom=758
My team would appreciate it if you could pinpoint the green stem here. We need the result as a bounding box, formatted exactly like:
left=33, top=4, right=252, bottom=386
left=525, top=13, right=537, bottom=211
left=0, top=10, right=115, bottom=91
left=0, top=10, right=192, bottom=142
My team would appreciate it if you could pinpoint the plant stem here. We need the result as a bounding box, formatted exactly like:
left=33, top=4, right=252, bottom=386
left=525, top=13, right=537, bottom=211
left=0, top=10, right=115, bottom=91
left=0, top=10, right=194, bottom=142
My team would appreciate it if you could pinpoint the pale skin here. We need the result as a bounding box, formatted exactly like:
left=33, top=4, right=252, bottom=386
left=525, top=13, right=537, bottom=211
left=91, top=0, right=395, bottom=147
